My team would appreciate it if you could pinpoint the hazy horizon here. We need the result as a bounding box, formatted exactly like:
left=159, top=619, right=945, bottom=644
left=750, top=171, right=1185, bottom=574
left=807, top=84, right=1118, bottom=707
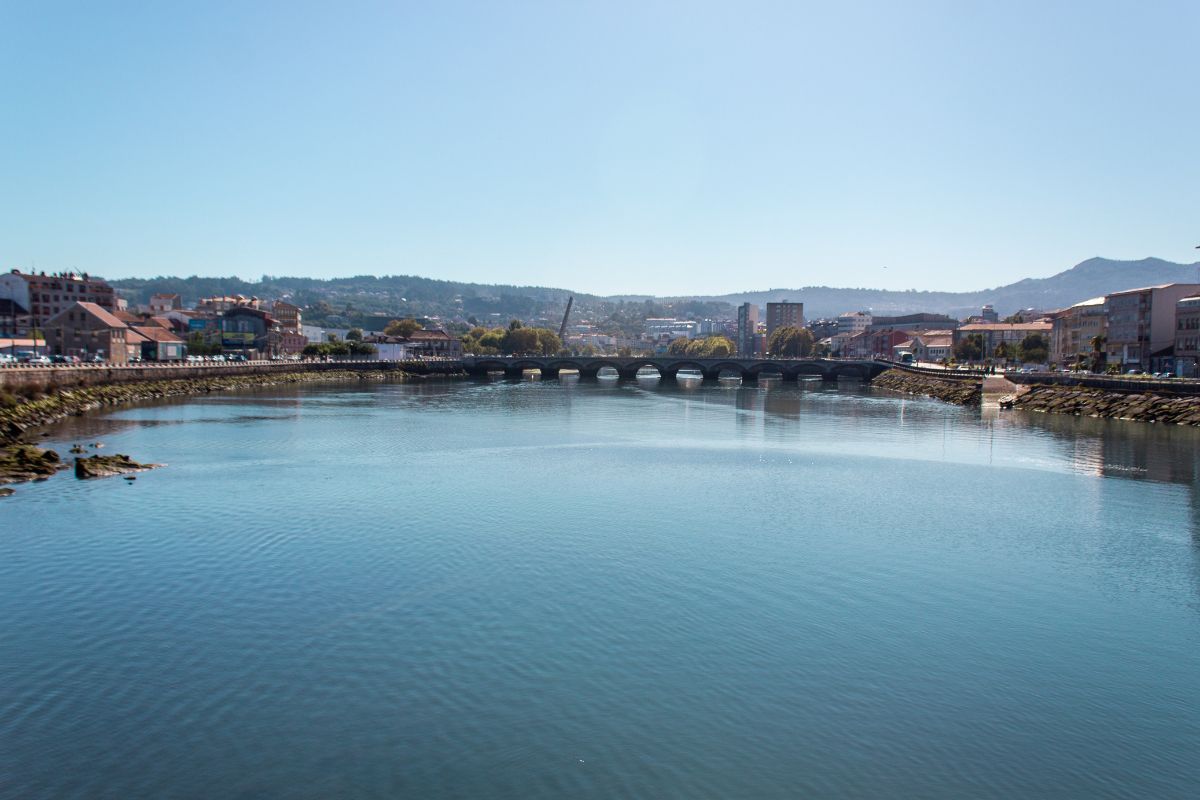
left=96, top=254, right=1198, bottom=302
left=2, top=2, right=1197, bottom=295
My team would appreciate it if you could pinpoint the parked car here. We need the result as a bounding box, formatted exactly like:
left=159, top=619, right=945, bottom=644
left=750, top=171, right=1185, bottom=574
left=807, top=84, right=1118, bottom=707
left=22, top=355, right=51, bottom=364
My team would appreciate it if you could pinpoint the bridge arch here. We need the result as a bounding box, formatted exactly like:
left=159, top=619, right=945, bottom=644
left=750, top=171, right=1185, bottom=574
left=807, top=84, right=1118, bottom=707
left=661, top=360, right=708, bottom=379
left=473, top=359, right=510, bottom=376
left=626, top=360, right=664, bottom=380
left=745, top=361, right=787, bottom=381
left=510, top=359, right=547, bottom=377
left=583, top=359, right=623, bottom=378
left=708, top=361, right=748, bottom=380
left=545, top=360, right=585, bottom=377
left=788, top=362, right=828, bottom=380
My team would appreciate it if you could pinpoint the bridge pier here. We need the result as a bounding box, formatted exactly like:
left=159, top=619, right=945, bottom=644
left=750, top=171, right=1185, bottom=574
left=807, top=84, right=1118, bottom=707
left=461, top=357, right=888, bottom=382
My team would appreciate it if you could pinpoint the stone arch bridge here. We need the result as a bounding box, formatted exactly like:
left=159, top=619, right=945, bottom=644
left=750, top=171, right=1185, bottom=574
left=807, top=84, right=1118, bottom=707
left=461, top=356, right=888, bottom=382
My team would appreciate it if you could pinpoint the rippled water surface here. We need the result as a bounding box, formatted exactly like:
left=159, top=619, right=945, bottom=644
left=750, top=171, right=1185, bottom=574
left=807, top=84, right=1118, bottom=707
left=3, top=378, right=1200, bottom=798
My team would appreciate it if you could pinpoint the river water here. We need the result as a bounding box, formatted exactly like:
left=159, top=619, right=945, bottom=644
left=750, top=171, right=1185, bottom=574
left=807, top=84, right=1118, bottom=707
left=2, top=377, right=1199, bottom=798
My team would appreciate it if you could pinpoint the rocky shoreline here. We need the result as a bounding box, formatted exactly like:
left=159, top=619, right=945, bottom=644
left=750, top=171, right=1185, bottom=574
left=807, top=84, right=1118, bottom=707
left=869, top=369, right=981, bottom=405
left=1010, top=384, right=1200, bottom=426
left=871, top=368, right=1200, bottom=427
left=0, top=367, right=462, bottom=490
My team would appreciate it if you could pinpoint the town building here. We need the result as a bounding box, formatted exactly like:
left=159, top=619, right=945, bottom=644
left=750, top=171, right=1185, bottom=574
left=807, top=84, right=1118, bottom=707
left=43, top=301, right=129, bottom=363
left=407, top=329, right=463, bottom=356
left=131, top=324, right=186, bottom=361
left=836, top=311, right=872, bottom=336
left=272, top=300, right=308, bottom=354
left=364, top=329, right=463, bottom=359
left=765, top=302, right=805, bottom=340
left=1103, top=283, right=1200, bottom=372
left=0, top=270, right=117, bottom=334
left=148, top=293, right=182, bottom=314
left=868, top=313, right=959, bottom=333
left=1009, top=308, right=1049, bottom=323
left=864, top=329, right=911, bottom=359
left=806, top=318, right=839, bottom=340
left=220, top=307, right=280, bottom=357
left=0, top=298, right=31, bottom=337
left=197, top=295, right=261, bottom=314
left=124, top=328, right=149, bottom=362
left=1174, top=296, right=1200, bottom=377
left=645, top=318, right=699, bottom=339
left=980, top=305, right=999, bottom=323
left=1049, top=297, right=1106, bottom=366
left=898, top=330, right=954, bottom=363
left=736, top=303, right=759, bottom=356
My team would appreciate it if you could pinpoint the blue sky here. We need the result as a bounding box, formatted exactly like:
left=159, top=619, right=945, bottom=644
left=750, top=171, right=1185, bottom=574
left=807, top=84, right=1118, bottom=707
left=1, top=1, right=1196, bottom=295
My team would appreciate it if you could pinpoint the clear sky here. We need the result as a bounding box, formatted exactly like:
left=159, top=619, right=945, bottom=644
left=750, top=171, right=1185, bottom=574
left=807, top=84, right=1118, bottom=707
left=1, top=1, right=1196, bottom=296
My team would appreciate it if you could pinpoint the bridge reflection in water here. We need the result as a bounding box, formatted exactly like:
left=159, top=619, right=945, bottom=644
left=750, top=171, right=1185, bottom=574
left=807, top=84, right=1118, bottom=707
left=462, top=356, right=888, bottom=382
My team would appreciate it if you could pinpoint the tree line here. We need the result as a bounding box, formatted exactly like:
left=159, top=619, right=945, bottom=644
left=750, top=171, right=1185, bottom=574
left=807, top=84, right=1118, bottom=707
left=461, top=320, right=563, bottom=355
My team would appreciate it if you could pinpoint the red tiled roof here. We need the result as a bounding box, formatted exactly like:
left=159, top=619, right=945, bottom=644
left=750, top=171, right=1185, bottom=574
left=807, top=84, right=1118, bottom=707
left=47, top=301, right=128, bottom=329
left=131, top=325, right=184, bottom=343
left=407, top=329, right=453, bottom=340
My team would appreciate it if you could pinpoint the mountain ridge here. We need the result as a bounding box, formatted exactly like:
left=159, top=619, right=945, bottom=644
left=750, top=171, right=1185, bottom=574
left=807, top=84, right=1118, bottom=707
left=110, top=257, right=1200, bottom=322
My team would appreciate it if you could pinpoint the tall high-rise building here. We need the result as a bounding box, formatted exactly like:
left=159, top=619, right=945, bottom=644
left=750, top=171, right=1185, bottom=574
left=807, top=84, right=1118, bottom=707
left=736, top=303, right=759, bottom=356
left=765, top=301, right=805, bottom=340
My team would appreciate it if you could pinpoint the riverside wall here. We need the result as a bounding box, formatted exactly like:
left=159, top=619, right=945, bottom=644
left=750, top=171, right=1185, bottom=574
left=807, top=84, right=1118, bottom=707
left=870, top=366, right=1200, bottom=425
left=1010, top=384, right=1200, bottom=426
left=0, top=360, right=465, bottom=444
left=0, top=359, right=462, bottom=392
left=869, top=368, right=982, bottom=405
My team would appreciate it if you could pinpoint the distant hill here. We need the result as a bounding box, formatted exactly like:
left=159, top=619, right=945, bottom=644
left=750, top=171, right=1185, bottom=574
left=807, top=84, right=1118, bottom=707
left=696, top=257, right=1200, bottom=319
left=110, top=257, right=1200, bottom=323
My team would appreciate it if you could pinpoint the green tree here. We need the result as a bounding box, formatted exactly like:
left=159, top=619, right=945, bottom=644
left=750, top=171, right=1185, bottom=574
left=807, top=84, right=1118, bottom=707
left=954, top=333, right=984, bottom=362
left=478, top=328, right=506, bottom=352
left=1017, top=333, right=1048, bottom=364
left=502, top=327, right=540, bottom=354
left=994, top=341, right=1011, bottom=365
left=667, top=337, right=691, bottom=355
left=346, top=328, right=364, bottom=341
left=533, top=328, right=562, bottom=355
left=700, top=336, right=734, bottom=357
left=767, top=326, right=814, bottom=357
left=384, top=318, right=423, bottom=338
left=1089, top=334, right=1107, bottom=373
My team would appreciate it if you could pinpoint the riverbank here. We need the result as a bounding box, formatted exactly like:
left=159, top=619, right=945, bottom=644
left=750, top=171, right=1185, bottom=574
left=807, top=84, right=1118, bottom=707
left=0, top=367, right=464, bottom=487
left=1010, top=384, right=1200, bottom=426
left=870, top=367, right=1200, bottom=426
left=869, top=368, right=981, bottom=405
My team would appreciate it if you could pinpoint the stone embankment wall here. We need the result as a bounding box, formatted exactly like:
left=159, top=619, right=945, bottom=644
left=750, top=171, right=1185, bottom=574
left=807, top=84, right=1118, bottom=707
left=1011, top=385, right=1200, bottom=426
left=0, top=364, right=464, bottom=443
left=0, top=359, right=461, bottom=392
left=870, top=368, right=981, bottom=405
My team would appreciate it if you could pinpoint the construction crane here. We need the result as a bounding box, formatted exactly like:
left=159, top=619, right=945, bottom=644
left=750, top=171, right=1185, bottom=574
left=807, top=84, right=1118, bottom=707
left=557, top=296, right=574, bottom=340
